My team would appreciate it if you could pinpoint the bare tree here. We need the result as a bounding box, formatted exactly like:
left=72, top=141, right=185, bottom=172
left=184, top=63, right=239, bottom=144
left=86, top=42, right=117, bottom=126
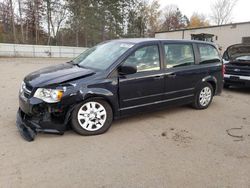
left=0, top=0, right=11, bottom=33
left=9, top=0, right=16, bottom=43
left=161, top=4, right=188, bottom=31
left=49, top=0, right=68, bottom=45
left=46, top=0, right=51, bottom=45
left=34, top=0, right=39, bottom=44
left=211, top=0, right=238, bottom=25
left=146, top=0, right=161, bottom=37
left=18, top=0, right=24, bottom=43
left=23, top=0, right=45, bottom=44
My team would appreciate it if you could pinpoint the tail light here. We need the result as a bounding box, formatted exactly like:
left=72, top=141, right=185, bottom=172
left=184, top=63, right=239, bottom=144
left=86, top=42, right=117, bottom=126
left=222, top=64, right=225, bottom=77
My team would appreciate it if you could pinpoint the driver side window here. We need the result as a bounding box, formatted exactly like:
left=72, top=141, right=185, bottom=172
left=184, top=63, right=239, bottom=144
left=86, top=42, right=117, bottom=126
left=123, top=45, right=160, bottom=72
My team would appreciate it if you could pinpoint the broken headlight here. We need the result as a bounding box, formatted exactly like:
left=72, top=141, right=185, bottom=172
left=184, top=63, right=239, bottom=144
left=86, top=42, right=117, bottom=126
left=34, top=88, right=64, bottom=103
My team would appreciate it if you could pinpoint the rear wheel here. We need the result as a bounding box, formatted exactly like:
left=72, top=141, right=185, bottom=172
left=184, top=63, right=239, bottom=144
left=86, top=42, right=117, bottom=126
left=71, top=99, right=113, bottom=136
left=192, top=82, right=213, bottom=109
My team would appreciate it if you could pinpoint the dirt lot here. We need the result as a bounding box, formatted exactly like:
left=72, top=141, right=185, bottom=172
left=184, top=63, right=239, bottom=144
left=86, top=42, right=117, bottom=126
left=0, top=58, right=250, bottom=188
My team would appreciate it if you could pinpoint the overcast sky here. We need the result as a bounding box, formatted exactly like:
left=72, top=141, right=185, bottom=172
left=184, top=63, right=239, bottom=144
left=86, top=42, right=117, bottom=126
left=158, top=0, right=250, bottom=24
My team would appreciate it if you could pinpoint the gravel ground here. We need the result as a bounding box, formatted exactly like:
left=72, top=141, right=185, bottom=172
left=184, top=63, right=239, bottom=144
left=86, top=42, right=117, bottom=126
left=0, top=58, right=250, bottom=188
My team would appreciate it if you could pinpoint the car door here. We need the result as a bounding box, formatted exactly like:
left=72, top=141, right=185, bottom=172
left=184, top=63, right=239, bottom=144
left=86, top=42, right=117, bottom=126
left=118, top=43, right=165, bottom=115
left=162, top=42, right=200, bottom=103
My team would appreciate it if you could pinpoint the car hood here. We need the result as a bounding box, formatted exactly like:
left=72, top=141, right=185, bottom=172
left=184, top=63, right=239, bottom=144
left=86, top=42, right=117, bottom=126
left=24, top=63, right=96, bottom=87
left=224, top=44, right=250, bottom=60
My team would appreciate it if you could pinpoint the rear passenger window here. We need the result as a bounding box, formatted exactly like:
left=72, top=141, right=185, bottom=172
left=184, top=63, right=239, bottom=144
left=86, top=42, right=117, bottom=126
left=164, top=44, right=195, bottom=68
left=198, top=44, right=220, bottom=64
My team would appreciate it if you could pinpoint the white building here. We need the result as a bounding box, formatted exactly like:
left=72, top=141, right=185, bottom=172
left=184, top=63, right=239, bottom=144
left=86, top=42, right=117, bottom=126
left=155, top=21, right=250, bottom=52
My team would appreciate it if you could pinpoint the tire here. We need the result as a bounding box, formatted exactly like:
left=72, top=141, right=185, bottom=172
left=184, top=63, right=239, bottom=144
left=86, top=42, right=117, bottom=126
left=71, top=99, right=113, bottom=136
left=192, top=82, right=214, bottom=110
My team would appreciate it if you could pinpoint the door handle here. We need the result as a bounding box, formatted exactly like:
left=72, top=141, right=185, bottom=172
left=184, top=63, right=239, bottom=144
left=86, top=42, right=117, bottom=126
left=166, top=73, right=176, bottom=78
left=154, top=75, right=164, bottom=80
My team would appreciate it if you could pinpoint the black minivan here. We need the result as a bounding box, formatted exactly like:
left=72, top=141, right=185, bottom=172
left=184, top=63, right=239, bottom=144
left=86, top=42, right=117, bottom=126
left=17, top=39, right=223, bottom=141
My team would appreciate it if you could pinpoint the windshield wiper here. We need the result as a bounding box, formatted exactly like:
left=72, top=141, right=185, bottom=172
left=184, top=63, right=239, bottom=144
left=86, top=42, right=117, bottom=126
left=67, top=60, right=74, bottom=64
left=74, top=63, right=87, bottom=68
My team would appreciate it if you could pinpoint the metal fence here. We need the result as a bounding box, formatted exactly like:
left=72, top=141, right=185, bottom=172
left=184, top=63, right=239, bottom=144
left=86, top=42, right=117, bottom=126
left=0, top=43, right=88, bottom=58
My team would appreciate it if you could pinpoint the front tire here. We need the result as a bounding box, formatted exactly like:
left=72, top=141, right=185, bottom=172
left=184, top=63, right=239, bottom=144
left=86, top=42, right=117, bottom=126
left=192, top=82, right=214, bottom=109
left=71, top=99, right=113, bottom=136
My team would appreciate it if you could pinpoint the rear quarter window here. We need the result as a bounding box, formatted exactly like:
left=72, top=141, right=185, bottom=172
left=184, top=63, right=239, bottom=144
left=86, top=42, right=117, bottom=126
left=198, top=44, right=221, bottom=64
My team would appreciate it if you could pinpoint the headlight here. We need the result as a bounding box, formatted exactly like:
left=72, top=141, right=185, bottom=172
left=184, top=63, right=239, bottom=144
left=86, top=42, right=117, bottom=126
left=34, top=88, right=64, bottom=103
left=20, top=81, right=25, bottom=93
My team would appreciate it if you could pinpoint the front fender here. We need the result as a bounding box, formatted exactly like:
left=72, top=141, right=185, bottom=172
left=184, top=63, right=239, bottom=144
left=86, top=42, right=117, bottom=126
left=76, top=87, right=119, bottom=117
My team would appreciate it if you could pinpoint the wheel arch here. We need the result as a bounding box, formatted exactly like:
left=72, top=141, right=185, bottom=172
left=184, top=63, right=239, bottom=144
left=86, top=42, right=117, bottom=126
left=70, top=93, right=115, bottom=136
left=79, top=88, right=119, bottom=118
left=192, top=78, right=215, bottom=109
left=84, top=95, right=115, bottom=115
left=64, top=88, right=119, bottom=126
left=200, top=76, right=217, bottom=95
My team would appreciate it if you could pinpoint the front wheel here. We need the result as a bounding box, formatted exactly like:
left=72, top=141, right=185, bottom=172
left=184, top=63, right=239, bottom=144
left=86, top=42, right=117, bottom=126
left=192, top=82, right=214, bottom=109
left=71, top=99, right=113, bottom=136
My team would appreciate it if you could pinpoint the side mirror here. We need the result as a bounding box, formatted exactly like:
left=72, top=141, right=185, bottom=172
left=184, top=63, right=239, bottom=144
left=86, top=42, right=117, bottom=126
left=118, top=65, right=137, bottom=75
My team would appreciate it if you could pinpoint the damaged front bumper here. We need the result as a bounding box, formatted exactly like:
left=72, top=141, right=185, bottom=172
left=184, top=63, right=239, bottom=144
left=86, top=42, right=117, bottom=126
left=16, top=92, right=74, bottom=141
left=16, top=109, right=65, bottom=141
left=16, top=109, right=37, bottom=141
left=16, top=109, right=66, bottom=141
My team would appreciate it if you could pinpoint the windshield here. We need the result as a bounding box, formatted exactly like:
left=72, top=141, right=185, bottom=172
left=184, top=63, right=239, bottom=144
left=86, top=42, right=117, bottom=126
left=72, top=41, right=134, bottom=70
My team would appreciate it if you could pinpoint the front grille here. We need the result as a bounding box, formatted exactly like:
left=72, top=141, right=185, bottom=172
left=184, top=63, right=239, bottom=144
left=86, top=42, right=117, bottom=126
left=22, top=82, right=33, bottom=99
left=23, top=92, right=30, bottom=98
left=225, top=64, right=250, bottom=76
left=25, top=83, right=33, bottom=91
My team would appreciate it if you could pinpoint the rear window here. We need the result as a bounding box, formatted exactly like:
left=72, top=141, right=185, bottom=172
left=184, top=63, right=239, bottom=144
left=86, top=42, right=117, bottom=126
left=198, top=44, right=220, bottom=64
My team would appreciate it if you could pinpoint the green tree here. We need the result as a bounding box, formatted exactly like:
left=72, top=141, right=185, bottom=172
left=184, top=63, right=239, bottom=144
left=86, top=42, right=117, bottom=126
left=146, top=0, right=161, bottom=37
left=126, top=0, right=150, bottom=38
left=23, top=0, right=46, bottom=44
left=67, top=0, right=132, bottom=47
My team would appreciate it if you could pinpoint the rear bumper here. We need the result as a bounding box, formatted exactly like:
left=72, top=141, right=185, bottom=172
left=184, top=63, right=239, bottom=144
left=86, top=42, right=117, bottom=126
left=224, top=74, right=250, bottom=87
